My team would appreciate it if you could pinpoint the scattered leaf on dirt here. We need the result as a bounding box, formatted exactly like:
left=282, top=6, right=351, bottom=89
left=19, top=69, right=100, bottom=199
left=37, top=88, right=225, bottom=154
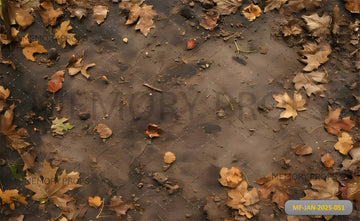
left=254, top=173, right=296, bottom=208
left=321, top=153, right=334, bottom=168
left=324, top=106, right=355, bottom=137
left=272, top=92, right=306, bottom=119
left=47, top=70, right=65, bottom=93
left=332, top=5, right=345, bottom=34
left=350, top=95, right=360, bottom=111
left=219, top=167, right=243, bottom=188
left=282, top=19, right=303, bottom=36
left=280, top=0, right=321, bottom=16
left=54, top=20, right=78, bottom=48
left=20, top=34, right=47, bottom=62
left=119, top=0, right=145, bottom=11
left=227, top=181, right=260, bottom=218
left=344, top=0, right=360, bottom=13
left=0, top=54, right=16, bottom=69
left=125, top=4, right=158, bottom=36
left=51, top=117, right=75, bottom=135
left=187, top=38, right=196, bottom=50
left=144, top=123, right=163, bottom=138
left=109, top=196, right=135, bottom=220
left=0, top=86, right=10, bottom=111
left=92, top=5, right=108, bottom=24
left=213, top=0, right=243, bottom=15
left=200, top=11, right=219, bottom=30
left=299, top=42, right=331, bottom=72
left=293, top=71, right=329, bottom=97
left=340, top=176, right=360, bottom=209
left=264, top=0, right=287, bottom=12
left=67, top=0, right=90, bottom=19
left=334, top=132, right=354, bottom=155
left=0, top=28, right=19, bottom=45
left=342, top=148, right=360, bottom=173
left=0, top=188, right=27, bottom=210
left=294, top=144, right=312, bottom=155
left=95, top=123, right=112, bottom=139
left=38, top=0, right=63, bottom=27
left=242, top=4, right=261, bottom=22
left=88, top=196, right=102, bottom=208
left=302, top=13, right=332, bottom=36
left=302, top=177, right=339, bottom=200
left=164, top=152, right=176, bottom=164
left=7, top=2, right=34, bottom=29
left=67, top=54, right=96, bottom=79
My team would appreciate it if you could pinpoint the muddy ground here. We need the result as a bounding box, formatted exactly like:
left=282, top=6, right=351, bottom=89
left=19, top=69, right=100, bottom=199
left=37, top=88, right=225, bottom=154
left=0, top=0, right=359, bottom=220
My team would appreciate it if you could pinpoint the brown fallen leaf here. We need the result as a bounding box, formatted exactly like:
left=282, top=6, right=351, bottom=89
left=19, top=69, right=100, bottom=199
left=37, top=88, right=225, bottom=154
left=302, top=177, right=339, bottom=200
left=299, top=42, right=331, bottom=72
left=67, top=54, right=95, bottom=79
left=47, top=70, right=65, bottom=93
left=200, top=11, right=219, bottom=30
left=119, top=0, right=145, bottom=11
left=0, top=86, right=10, bottom=112
left=38, top=0, right=63, bottom=27
left=54, top=20, right=78, bottom=48
left=95, top=123, right=112, bottom=139
left=351, top=95, right=360, bottom=111
left=302, top=13, right=332, bottom=36
left=254, top=173, right=296, bottom=208
left=321, top=153, right=334, bottom=168
left=294, top=144, right=312, bottom=155
left=20, top=34, right=47, bottom=62
left=242, top=4, right=261, bottom=22
left=92, top=5, right=108, bottom=25
left=213, top=0, right=243, bottom=15
left=0, top=28, right=19, bottom=45
left=0, top=189, right=27, bottom=210
left=264, top=0, right=287, bottom=12
left=342, top=148, right=360, bottom=173
left=219, top=167, right=243, bottom=188
left=344, top=0, right=360, bottom=13
left=109, top=196, right=135, bottom=220
left=340, top=176, right=360, bottom=209
left=280, top=0, right=321, bottom=16
left=293, top=71, right=329, bottom=97
left=88, top=196, right=102, bottom=208
left=144, top=123, right=163, bottom=138
left=7, top=2, right=34, bottom=29
left=272, top=92, right=306, bottom=119
left=125, top=4, right=158, bottom=36
left=282, top=19, right=303, bottom=37
left=164, top=152, right=176, bottom=164
left=332, top=5, right=345, bottom=34
left=324, top=106, right=355, bottom=137
left=67, top=0, right=91, bottom=19
left=227, top=181, right=260, bottom=218
left=334, top=132, right=354, bottom=155
left=187, top=38, right=196, bottom=50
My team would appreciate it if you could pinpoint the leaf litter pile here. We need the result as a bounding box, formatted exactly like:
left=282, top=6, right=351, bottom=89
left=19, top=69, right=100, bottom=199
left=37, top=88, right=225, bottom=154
left=0, top=0, right=359, bottom=220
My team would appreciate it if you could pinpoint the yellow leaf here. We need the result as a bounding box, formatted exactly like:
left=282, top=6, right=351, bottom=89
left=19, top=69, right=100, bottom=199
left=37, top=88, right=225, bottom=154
left=54, top=20, right=78, bottom=48
left=20, top=34, right=47, bottom=61
left=88, top=196, right=102, bottom=208
left=334, top=132, right=354, bottom=155
left=218, top=167, right=242, bottom=188
left=272, top=92, right=306, bottom=119
left=242, top=4, right=261, bottom=22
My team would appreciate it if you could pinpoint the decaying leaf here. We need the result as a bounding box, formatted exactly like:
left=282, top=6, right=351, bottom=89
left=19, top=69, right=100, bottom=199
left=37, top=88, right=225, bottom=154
left=0, top=189, right=27, bottom=210
left=119, top=0, right=145, bottom=11
left=334, top=132, right=354, bottom=155
left=67, top=0, right=91, bottom=19
left=342, top=148, right=360, bottom=173
left=332, top=5, right=345, bottom=34
left=293, top=71, right=329, bottom=97
left=227, top=181, right=260, bottom=218
left=302, top=13, right=331, bottom=36
left=51, top=117, right=75, bottom=135
left=294, top=144, right=312, bottom=155
left=0, top=54, right=16, bottom=69
left=302, top=177, right=339, bottom=200
left=264, top=0, right=287, bottom=12
left=144, top=123, right=163, bottom=138
left=109, top=196, right=135, bottom=220
left=254, top=173, right=296, bottom=208
left=213, top=0, right=242, bottom=15
left=280, top=0, right=321, bottom=16
left=187, top=38, right=196, bottom=50
left=282, top=19, right=302, bottom=36
left=67, top=54, right=95, bottom=79
left=272, top=92, right=306, bottom=119
left=6, top=2, right=34, bottom=29
left=350, top=95, right=360, bottom=111
left=95, top=123, right=112, bottom=139
left=20, top=34, right=47, bottom=62
left=0, top=86, right=10, bottom=112
left=344, top=0, right=360, bottom=13
left=164, top=152, right=176, bottom=164
left=200, top=11, right=219, bottom=30
left=88, top=196, right=102, bottom=208
left=47, top=70, right=65, bottom=93
left=92, top=5, right=108, bottom=25
left=242, top=4, right=261, bottom=22
left=0, top=28, right=19, bottom=45
left=25, top=161, right=82, bottom=211
left=54, top=20, right=78, bottom=48
left=340, top=176, right=360, bottom=209
left=125, top=4, right=158, bottom=36
left=299, top=42, right=331, bottom=72
left=219, top=167, right=243, bottom=188
left=324, top=106, right=355, bottom=137
left=321, top=153, right=334, bottom=168
left=38, top=0, right=63, bottom=27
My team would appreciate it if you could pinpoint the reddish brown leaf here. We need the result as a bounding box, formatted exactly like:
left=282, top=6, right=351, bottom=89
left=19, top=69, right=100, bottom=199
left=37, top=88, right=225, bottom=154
left=324, top=106, right=355, bottom=137
left=47, top=71, right=65, bottom=93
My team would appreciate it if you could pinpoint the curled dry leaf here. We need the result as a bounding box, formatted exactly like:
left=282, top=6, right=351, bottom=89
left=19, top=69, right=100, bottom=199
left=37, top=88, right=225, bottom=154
left=302, top=13, right=332, bottom=36
left=47, top=70, right=65, bottom=93
left=95, top=123, right=112, bottom=139
left=334, top=132, right=354, bottom=155
left=0, top=189, right=27, bottom=210
left=67, top=0, right=91, bottom=19
left=324, top=106, right=355, bottom=137
left=302, top=177, right=339, bottom=200
left=242, top=4, right=261, bottom=22
left=187, top=38, right=196, bottom=50
left=119, top=0, right=145, bottom=11
left=294, top=144, right=312, bottom=155
left=344, top=0, right=360, bottom=13
left=88, top=196, right=102, bottom=208
left=38, top=0, right=63, bottom=27
left=67, top=54, right=95, bottom=79
left=7, top=2, right=34, bottom=29
left=164, top=152, right=176, bottom=164
left=264, top=0, right=287, bottom=12
left=342, top=148, right=360, bottom=172
left=350, top=95, right=360, bottom=111
left=280, top=0, right=321, bottom=16
left=272, top=92, right=306, bottom=119
left=54, top=20, right=78, bottom=48
left=321, top=153, right=334, bottom=168
left=92, top=5, right=108, bottom=25
left=299, top=42, right=331, bottom=72
left=109, top=196, right=135, bottom=220
left=20, top=34, right=47, bottom=62
left=125, top=4, right=158, bottom=36
left=218, top=167, right=242, bottom=188
left=332, top=5, right=345, bottom=34
left=200, top=11, right=219, bottom=30
left=282, top=19, right=303, bottom=37
left=293, top=71, right=329, bottom=97
left=213, top=0, right=242, bottom=15
left=340, top=176, right=360, bottom=209
left=0, top=86, right=10, bottom=112
left=51, top=117, right=75, bottom=135
left=144, top=123, right=163, bottom=138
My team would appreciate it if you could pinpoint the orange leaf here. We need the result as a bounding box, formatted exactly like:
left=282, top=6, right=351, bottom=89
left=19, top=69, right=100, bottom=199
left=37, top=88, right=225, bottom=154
left=321, top=153, right=334, bottom=168
left=324, top=106, right=355, bottom=137
left=47, top=71, right=65, bottom=93
left=144, top=123, right=163, bottom=138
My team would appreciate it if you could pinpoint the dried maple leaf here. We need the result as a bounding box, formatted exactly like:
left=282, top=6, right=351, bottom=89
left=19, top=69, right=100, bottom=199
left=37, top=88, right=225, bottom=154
left=242, top=4, right=261, bottom=22
left=92, top=5, right=108, bottom=25
left=38, top=0, right=63, bottom=27
left=302, top=13, right=331, bottom=36
left=67, top=0, right=91, bottom=19
left=213, top=0, right=242, bottom=15
left=294, top=144, right=312, bottom=155
left=88, top=196, right=102, bottom=208
left=344, top=0, right=360, bottom=13
left=227, top=181, right=260, bottom=218
left=67, top=54, right=95, bottom=79
left=109, top=196, right=135, bottom=220
left=299, top=42, right=331, bottom=72
left=54, top=20, right=78, bottom=48
left=264, top=0, right=287, bottom=12
left=219, top=167, right=243, bottom=188
left=302, top=177, right=338, bottom=200
left=200, top=11, right=219, bottom=30
left=272, top=92, right=306, bottom=119
left=125, top=4, right=158, bottom=36
left=0, top=189, right=27, bottom=210
left=332, top=5, right=345, bottom=34
left=20, top=34, right=47, bottom=62
left=340, top=176, right=360, bottom=209
left=144, top=123, right=163, bottom=138
left=342, top=148, right=360, bottom=173
left=280, top=0, right=321, bottom=16
left=282, top=19, right=303, bottom=36
left=25, top=160, right=82, bottom=211
left=321, top=153, right=334, bottom=168
left=0, top=85, right=10, bottom=112
left=164, top=152, right=176, bottom=164
left=51, top=117, right=74, bottom=135
left=334, top=132, right=354, bottom=155
left=254, top=173, right=296, bottom=208
left=119, top=0, right=145, bottom=11
left=7, top=2, right=34, bottom=29
left=47, top=70, right=65, bottom=93
left=95, top=123, right=112, bottom=139
left=293, top=71, right=329, bottom=97
left=351, top=95, right=360, bottom=111
left=324, top=106, right=355, bottom=136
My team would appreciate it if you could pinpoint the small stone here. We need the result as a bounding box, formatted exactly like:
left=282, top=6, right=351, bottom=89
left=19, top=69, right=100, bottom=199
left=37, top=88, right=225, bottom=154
left=79, top=112, right=90, bottom=120
left=48, top=48, right=59, bottom=61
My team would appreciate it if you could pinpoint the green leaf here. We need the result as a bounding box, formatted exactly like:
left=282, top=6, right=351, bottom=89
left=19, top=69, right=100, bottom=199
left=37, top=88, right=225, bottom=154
left=8, top=164, right=23, bottom=181
left=51, top=117, right=74, bottom=135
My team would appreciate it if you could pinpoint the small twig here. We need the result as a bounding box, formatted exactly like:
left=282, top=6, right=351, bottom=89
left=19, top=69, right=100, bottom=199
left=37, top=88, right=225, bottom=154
left=222, top=92, right=234, bottom=111
left=96, top=198, right=105, bottom=219
left=323, top=140, right=337, bottom=143
left=143, top=83, right=163, bottom=93
left=233, top=40, right=257, bottom=53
